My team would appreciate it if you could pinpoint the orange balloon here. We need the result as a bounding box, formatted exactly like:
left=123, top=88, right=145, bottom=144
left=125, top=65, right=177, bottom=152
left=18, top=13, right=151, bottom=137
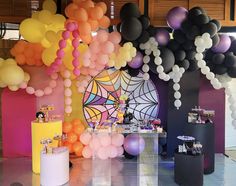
left=15, top=54, right=26, bottom=65
left=67, top=132, right=78, bottom=143
left=74, top=7, right=88, bottom=22
left=80, top=34, right=92, bottom=44
left=78, top=21, right=91, bottom=35
left=35, top=59, right=43, bottom=66
left=63, top=121, right=73, bottom=133
left=72, top=119, right=82, bottom=126
left=14, top=41, right=26, bottom=54
left=96, top=2, right=107, bottom=14
left=79, top=0, right=94, bottom=10
left=65, top=3, right=78, bottom=18
left=10, top=48, right=17, bottom=56
left=33, top=43, right=44, bottom=53
left=98, top=16, right=110, bottom=29
left=72, top=141, right=83, bottom=152
left=89, top=6, right=103, bottom=20
left=75, top=149, right=83, bottom=157
left=73, top=124, right=85, bottom=135
left=63, top=141, right=73, bottom=153
left=88, top=19, right=98, bottom=31
left=27, top=57, right=35, bottom=66
left=72, top=0, right=84, bottom=5
left=24, top=48, right=34, bottom=58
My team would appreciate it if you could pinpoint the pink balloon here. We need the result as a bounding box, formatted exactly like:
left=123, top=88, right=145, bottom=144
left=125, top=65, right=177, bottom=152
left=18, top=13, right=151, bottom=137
left=49, top=80, right=57, bottom=88
left=109, top=31, right=121, bottom=44
left=63, top=70, right=71, bottom=78
left=108, top=145, right=118, bottom=158
left=89, top=69, right=99, bottom=76
left=20, top=82, right=27, bottom=89
left=80, top=132, right=92, bottom=145
left=62, top=30, right=70, bottom=39
left=82, top=146, right=92, bottom=158
left=95, top=64, right=105, bottom=71
left=80, top=67, right=89, bottom=75
left=72, top=38, right=80, bottom=48
left=89, top=135, right=101, bottom=151
left=55, top=58, right=62, bottom=65
left=44, top=87, right=53, bottom=95
left=83, top=51, right=91, bottom=59
left=97, top=54, right=109, bottom=65
left=98, top=133, right=111, bottom=147
left=65, top=105, right=72, bottom=113
left=111, top=133, right=125, bottom=147
left=59, top=40, right=67, bottom=48
left=64, top=88, right=72, bottom=97
left=82, top=58, right=91, bottom=67
left=56, top=49, right=65, bottom=58
left=72, top=49, right=80, bottom=58
left=51, top=73, right=58, bottom=80
left=78, top=86, right=85, bottom=93
left=117, top=146, right=124, bottom=156
left=90, top=42, right=100, bottom=54
left=65, top=97, right=72, bottom=105
left=35, top=89, right=44, bottom=97
left=102, top=41, right=115, bottom=54
left=73, top=68, right=80, bottom=76
left=89, top=61, right=96, bottom=68
left=64, top=79, right=72, bottom=87
left=72, top=59, right=80, bottom=67
left=66, top=22, right=75, bottom=31
left=97, top=147, right=108, bottom=160
left=26, top=87, right=35, bottom=94
left=97, top=30, right=109, bottom=43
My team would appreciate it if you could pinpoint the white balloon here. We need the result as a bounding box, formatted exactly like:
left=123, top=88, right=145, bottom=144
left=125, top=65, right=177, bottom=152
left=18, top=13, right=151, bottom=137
left=143, top=55, right=150, bottom=63
left=143, top=73, right=150, bottom=81
left=154, top=56, right=162, bottom=65
left=206, top=72, right=215, bottom=80
left=201, top=66, right=210, bottom=74
left=174, top=91, right=181, bottom=99
left=144, top=42, right=151, bottom=49
left=197, top=60, right=206, bottom=68
left=156, top=66, right=164, bottom=73
left=212, top=83, right=221, bottom=90
left=145, top=49, right=152, bottom=55
left=139, top=43, right=145, bottom=50
left=169, top=71, right=174, bottom=79
left=164, top=75, right=170, bottom=81
left=205, top=40, right=212, bottom=48
left=174, top=99, right=182, bottom=108
left=195, top=38, right=204, bottom=47
left=172, top=65, right=180, bottom=73
left=196, top=47, right=205, bottom=53
left=179, top=67, right=185, bottom=74
left=173, top=83, right=180, bottom=91
left=142, top=64, right=149, bottom=72
left=173, top=78, right=180, bottom=83
left=202, top=33, right=210, bottom=39
left=210, top=78, right=218, bottom=85
left=159, top=72, right=166, bottom=80
left=195, top=53, right=203, bottom=60
left=149, top=37, right=156, bottom=43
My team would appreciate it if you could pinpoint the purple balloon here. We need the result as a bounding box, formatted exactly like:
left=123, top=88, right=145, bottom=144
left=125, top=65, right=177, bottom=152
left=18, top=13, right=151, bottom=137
left=212, top=34, right=231, bottom=53
left=155, top=29, right=170, bottom=46
left=166, top=7, right=188, bottom=30
left=128, top=51, right=143, bottom=69
left=123, top=134, right=145, bottom=156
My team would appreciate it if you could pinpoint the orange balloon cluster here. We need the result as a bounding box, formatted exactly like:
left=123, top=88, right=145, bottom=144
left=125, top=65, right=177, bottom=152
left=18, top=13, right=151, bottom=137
left=10, top=40, right=44, bottom=66
left=65, top=0, right=110, bottom=43
left=62, top=118, right=85, bottom=156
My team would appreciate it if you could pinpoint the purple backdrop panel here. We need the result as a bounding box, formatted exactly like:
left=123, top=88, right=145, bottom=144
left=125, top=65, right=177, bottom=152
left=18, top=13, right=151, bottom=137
left=2, top=89, right=36, bottom=157
left=199, top=75, right=225, bottom=153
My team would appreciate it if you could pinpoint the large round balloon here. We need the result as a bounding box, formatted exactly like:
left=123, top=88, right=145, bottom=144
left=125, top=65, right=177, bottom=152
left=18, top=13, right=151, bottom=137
left=128, top=51, right=143, bottom=69
left=160, top=47, right=175, bottom=73
left=120, top=3, right=141, bottom=20
left=166, top=7, right=188, bottom=30
left=212, top=34, right=231, bottom=53
left=155, top=29, right=170, bottom=46
left=120, top=17, right=142, bottom=41
left=123, top=134, right=145, bottom=156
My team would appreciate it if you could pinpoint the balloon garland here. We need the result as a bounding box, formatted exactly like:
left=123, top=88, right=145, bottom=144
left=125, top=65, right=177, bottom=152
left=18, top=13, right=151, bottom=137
left=63, top=70, right=73, bottom=115
left=23, top=72, right=58, bottom=97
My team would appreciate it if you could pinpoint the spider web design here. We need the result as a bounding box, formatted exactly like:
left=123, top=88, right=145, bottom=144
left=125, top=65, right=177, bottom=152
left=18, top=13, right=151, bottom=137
left=83, top=68, right=159, bottom=125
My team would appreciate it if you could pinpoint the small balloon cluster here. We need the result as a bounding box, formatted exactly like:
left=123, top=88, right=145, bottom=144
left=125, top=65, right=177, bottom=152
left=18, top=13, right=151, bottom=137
left=62, top=119, right=85, bottom=156
left=63, top=70, right=73, bottom=114
left=0, top=58, right=30, bottom=91
left=10, top=41, right=44, bottom=66
left=80, top=132, right=124, bottom=159
left=65, top=0, right=110, bottom=43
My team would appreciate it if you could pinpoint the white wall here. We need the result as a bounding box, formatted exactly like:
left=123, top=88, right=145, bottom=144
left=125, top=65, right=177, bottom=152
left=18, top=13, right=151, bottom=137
left=225, top=79, right=236, bottom=149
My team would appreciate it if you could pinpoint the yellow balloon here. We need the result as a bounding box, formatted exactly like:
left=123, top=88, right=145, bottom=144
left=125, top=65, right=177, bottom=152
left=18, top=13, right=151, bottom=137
left=0, top=65, right=24, bottom=85
left=78, top=43, right=88, bottom=53
left=45, top=30, right=58, bottom=43
left=41, top=38, right=52, bottom=48
left=8, top=85, right=19, bottom=91
left=52, top=14, right=66, bottom=25
left=20, top=18, right=46, bottom=43
left=63, top=51, right=74, bottom=70
left=32, top=11, right=40, bottom=19
left=42, top=45, right=57, bottom=66
left=38, top=10, right=53, bottom=25
left=43, top=0, right=57, bottom=14
left=24, top=72, right=30, bottom=82
left=5, top=58, right=17, bottom=65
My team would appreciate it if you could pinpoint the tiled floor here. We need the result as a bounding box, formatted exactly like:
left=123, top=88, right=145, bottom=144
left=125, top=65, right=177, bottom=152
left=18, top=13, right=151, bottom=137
left=0, top=154, right=236, bottom=186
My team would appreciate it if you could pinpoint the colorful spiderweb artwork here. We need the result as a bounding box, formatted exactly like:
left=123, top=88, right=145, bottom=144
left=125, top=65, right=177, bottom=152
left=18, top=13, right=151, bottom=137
left=83, top=68, right=159, bottom=125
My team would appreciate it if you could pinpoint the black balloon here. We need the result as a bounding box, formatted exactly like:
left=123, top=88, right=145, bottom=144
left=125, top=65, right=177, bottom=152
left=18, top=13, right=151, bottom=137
left=178, top=59, right=190, bottom=70
left=188, top=8, right=202, bottom=21
left=128, top=67, right=140, bottom=77
left=190, top=6, right=206, bottom=15
left=212, top=53, right=225, bottom=65
left=181, top=20, right=192, bottom=33
left=186, top=50, right=196, bottom=60
left=173, top=30, right=186, bottom=44
left=201, top=22, right=217, bottom=37
left=167, top=40, right=180, bottom=51
left=120, top=17, right=142, bottom=41
left=206, top=62, right=215, bottom=71
left=228, top=67, right=236, bottom=78
left=210, top=19, right=221, bottom=31
left=146, top=25, right=157, bottom=36
left=212, top=34, right=220, bottom=47
left=188, top=60, right=199, bottom=71
left=120, top=3, right=141, bottom=20
left=182, top=40, right=194, bottom=50
left=194, top=14, right=209, bottom=26
left=186, top=25, right=200, bottom=40
left=205, top=50, right=214, bottom=60
left=175, top=50, right=186, bottom=61
left=139, top=15, right=150, bottom=30
left=229, top=40, right=236, bottom=54
left=160, top=47, right=175, bottom=73
left=213, top=65, right=227, bottom=75
left=224, top=53, right=236, bottom=67
left=137, top=30, right=150, bottom=43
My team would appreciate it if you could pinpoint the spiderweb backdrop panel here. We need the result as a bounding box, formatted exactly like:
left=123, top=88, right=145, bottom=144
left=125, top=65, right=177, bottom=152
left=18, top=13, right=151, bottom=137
left=83, top=68, right=159, bottom=125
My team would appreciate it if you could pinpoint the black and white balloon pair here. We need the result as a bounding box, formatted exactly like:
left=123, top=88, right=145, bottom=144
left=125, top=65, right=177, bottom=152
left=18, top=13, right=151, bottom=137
left=140, top=37, right=185, bottom=109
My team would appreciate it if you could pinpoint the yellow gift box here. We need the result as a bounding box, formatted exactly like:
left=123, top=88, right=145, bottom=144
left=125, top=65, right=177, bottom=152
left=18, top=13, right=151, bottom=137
left=31, top=120, right=62, bottom=174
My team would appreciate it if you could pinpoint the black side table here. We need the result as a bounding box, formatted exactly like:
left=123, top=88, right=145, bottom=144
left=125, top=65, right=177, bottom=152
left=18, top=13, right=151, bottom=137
left=184, top=122, right=215, bottom=174
left=174, top=152, right=204, bottom=186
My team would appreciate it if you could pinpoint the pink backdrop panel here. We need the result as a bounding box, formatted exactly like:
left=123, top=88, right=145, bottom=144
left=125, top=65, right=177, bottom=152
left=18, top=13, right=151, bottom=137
left=2, top=89, right=36, bottom=157
left=23, top=66, right=64, bottom=121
